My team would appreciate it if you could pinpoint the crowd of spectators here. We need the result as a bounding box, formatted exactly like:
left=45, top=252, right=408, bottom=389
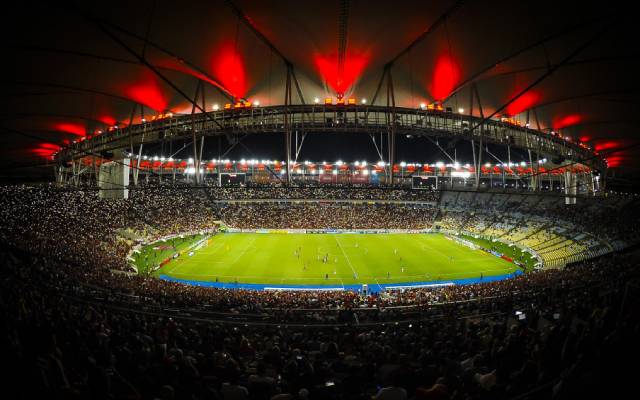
left=219, top=203, right=436, bottom=230
left=1, top=184, right=640, bottom=398
left=0, top=184, right=637, bottom=314
left=137, top=183, right=440, bottom=202
left=2, top=243, right=639, bottom=399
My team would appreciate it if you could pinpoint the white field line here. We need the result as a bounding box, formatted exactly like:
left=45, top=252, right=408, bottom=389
left=386, top=283, right=454, bottom=290
left=165, top=234, right=515, bottom=281
left=420, top=239, right=454, bottom=259
left=166, top=239, right=227, bottom=274
left=264, top=287, right=344, bottom=291
left=334, top=235, right=358, bottom=279
left=205, top=239, right=227, bottom=254
left=166, top=273, right=354, bottom=283
left=167, top=266, right=513, bottom=281
left=228, top=236, right=256, bottom=264
left=165, top=262, right=183, bottom=274
left=421, top=238, right=504, bottom=264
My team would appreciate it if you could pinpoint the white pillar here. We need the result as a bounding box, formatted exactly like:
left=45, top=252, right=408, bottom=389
left=564, top=168, right=576, bottom=205
left=98, top=150, right=130, bottom=199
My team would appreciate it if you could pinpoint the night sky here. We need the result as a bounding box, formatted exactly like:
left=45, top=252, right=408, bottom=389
left=1, top=0, right=638, bottom=184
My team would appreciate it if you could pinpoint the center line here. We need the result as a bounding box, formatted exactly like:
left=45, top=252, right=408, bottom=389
left=334, top=235, right=358, bottom=279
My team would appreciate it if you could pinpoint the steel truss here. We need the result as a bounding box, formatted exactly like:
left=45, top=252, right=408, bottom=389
left=56, top=104, right=604, bottom=173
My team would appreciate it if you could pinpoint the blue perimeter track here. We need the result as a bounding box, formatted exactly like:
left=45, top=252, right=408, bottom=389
left=160, top=270, right=523, bottom=294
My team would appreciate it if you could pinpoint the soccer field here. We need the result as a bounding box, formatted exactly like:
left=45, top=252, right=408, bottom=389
left=153, top=233, right=519, bottom=288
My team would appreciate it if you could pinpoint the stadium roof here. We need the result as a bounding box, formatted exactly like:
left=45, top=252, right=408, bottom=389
left=1, top=1, right=639, bottom=180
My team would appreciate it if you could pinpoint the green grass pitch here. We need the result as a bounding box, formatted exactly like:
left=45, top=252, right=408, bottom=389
left=147, top=233, right=518, bottom=286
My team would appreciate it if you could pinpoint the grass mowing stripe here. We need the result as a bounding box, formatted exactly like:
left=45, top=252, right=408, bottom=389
left=153, top=233, right=518, bottom=286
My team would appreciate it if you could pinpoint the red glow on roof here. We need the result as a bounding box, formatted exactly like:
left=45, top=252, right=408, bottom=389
left=54, top=122, right=85, bottom=136
left=593, top=139, right=631, bottom=167
left=124, top=71, right=169, bottom=112
left=31, top=142, right=61, bottom=158
left=152, top=53, right=237, bottom=100
left=605, top=156, right=624, bottom=168
left=97, top=115, right=117, bottom=126
left=505, top=90, right=540, bottom=116
left=594, top=140, right=620, bottom=152
left=31, top=149, right=54, bottom=156
left=430, top=54, right=460, bottom=101
left=314, top=52, right=369, bottom=95
left=39, top=142, right=61, bottom=150
left=213, top=45, right=247, bottom=99
left=552, top=114, right=582, bottom=130
left=579, top=135, right=591, bottom=142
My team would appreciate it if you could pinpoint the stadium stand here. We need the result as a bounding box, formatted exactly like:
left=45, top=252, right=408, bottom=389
left=1, top=184, right=640, bottom=399
left=5, top=2, right=640, bottom=398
